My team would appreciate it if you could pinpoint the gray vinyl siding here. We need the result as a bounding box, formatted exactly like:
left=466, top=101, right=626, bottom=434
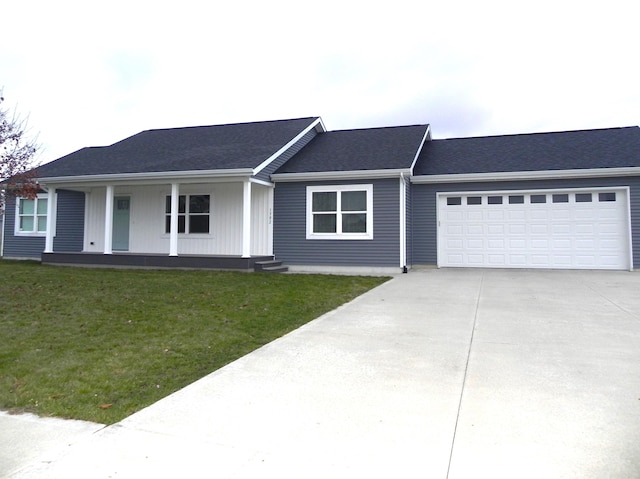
left=411, top=176, right=640, bottom=268
left=274, top=178, right=400, bottom=267
left=2, top=189, right=86, bottom=258
left=255, top=128, right=318, bottom=182
left=53, top=190, right=85, bottom=252
left=2, top=195, right=45, bottom=258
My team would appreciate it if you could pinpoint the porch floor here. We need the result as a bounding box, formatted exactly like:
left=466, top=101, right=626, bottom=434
left=41, top=252, right=275, bottom=271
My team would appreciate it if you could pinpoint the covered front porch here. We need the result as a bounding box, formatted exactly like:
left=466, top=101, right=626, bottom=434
left=41, top=174, right=279, bottom=270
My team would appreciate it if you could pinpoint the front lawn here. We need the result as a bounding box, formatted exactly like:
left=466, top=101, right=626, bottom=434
left=0, top=261, right=388, bottom=424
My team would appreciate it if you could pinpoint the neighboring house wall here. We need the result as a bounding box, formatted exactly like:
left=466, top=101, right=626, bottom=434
left=2, top=195, right=45, bottom=258
left=411, top=176, right=640, bottom=268
left=273, top=178, right=401, bottom=267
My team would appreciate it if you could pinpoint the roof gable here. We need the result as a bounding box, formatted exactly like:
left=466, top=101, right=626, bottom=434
left=35, top=117, right=320, bottom=179
left=274, top=124, right=430, bottom=174
left=414, top=126, right=640, bottom=176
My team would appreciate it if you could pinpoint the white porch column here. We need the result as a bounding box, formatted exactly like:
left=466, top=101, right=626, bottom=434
left=44, top=187, right=56, bottom=253
left=242, top=180, right=252, bottom=258
left=169, top=183, right=179, bottom=256
left=104, top=185, right=114, bottom=255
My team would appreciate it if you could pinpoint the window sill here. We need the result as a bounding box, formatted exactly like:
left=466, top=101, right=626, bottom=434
left=306, top=233, right=373, bottom=240
left=14, top=232, right=47, bottom=237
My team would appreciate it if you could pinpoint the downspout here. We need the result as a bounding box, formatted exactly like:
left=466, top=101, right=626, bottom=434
left=399, top=172, right=407, bottom=273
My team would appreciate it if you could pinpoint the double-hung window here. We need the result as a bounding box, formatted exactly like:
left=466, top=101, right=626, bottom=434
left=306, top=184, right=373, bottom=239
left=15, top=195, right=48, bottom=236
left=165, top=194, right=210, bottom=234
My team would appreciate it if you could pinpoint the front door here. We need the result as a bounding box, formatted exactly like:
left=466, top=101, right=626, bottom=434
left=112, top=196, right=130, bottom=251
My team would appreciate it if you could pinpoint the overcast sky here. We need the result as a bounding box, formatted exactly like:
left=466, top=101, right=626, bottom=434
left=3, top=0, right=638, bottom=165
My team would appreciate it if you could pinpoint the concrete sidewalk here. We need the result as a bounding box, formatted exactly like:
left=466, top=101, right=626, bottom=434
left=3, top=269, right=640, bottom=478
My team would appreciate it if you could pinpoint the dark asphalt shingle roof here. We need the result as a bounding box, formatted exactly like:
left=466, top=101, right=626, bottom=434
left=414, top=126, right=640, bottom=176
left=35, top=117, right=319, bottom=178
left=274, top=124, right=430, bottom=173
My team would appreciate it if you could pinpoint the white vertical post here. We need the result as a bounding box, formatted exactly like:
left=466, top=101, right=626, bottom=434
left=242, top=180, right=252, bottom=258
left=399, top=174, right=406, bottom=269
left=44, top=187, right=56, bottom=253
left=169, top=183, right=179, bottom=256
left=104, top=185, right=114, bottom=254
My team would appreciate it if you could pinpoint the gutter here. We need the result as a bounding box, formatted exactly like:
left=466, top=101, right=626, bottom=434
left=37, top=168, right=255, bottom=186
left=411, top=166, right=640, bottom=184
left=272, top=168, right=413, bottom=182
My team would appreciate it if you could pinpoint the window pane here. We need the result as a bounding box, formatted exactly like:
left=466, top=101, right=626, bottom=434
left=312, top=192, right=337, bottom=212
left=488, top=196, right=503, bottom=205
left=575, top=193, right=592, bottom=203
left=447, top=197, right=462, bottom=206
left=167, top=215, right=187, bottom=233
left=20, top=199, right=35, bottom=215
left=531, top=194, right=546, bottom=204
left=509, top=195, right=524, bottom=204
left=552, top=194, right=568, bottom=203
left=189, top=195, right=210, bottom=213
left=342, top=191, right=366, bottom=211
left=599, top=192, right=616, bottom=202
left=166, top=195, right=187, bottom=213
left=313, top=214, right=336, bottom=233
left=467, top=196, right=482, bottom=205
left=342, top=213, right=366, bottom=233
left=189, top=215, right=209, bottom=233
left=20, top=217, right=34, bottom=231
left=37, top=216, right=47, bottom=232
left=37, top=199, right=48, bottom=214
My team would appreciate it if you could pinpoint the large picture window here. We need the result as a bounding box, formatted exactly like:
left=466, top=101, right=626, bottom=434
left=15, top=195, right=48, bottom=236
left=306, top=185, right=373, bottom=239
left=165, top=194, right=210, bottom=234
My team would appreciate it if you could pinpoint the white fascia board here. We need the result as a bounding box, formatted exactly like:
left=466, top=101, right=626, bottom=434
left=37, top=168, right=255, bottom=187
left=272, top=168, right=412, bottom=182
left=411, top=167, right=640, bottom=184
left=409, top=125, right=431, bottom=172
left=249, top=177, right=273, bottom=187
left=253, top=118, right=326, bottom=176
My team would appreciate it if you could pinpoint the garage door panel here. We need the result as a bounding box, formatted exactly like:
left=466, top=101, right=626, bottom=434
left=438, top=188, right=630, bottom=270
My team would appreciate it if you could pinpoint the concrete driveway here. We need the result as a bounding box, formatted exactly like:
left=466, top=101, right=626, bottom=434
left=3, top=269, right=640, bottom=478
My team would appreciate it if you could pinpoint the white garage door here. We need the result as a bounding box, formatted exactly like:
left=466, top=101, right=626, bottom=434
left=438, top=188, right=631, bottom=270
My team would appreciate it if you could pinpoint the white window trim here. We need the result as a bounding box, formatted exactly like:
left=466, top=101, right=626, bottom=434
left=14, top=194, right=49, bottom=237
left=306, top=184, right=373, bottom=240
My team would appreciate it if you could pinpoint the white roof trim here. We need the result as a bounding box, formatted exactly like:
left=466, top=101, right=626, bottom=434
left=38, top=168, right=254, bottom=185
left=253, top=117, right=326, bottom=176
left=409, top=125, right=431, bottom=171
left=411, top=167, right=640, bottom=184
left=272, top=168, right=412, bottom=182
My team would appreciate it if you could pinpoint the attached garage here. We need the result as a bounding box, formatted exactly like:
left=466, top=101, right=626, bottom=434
left=437, top=187, right=632, bottom=270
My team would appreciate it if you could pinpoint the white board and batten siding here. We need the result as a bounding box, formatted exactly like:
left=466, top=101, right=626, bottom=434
left=83, top=183, right=272, bottom=256
left=437, top=187, right=632, bottom=270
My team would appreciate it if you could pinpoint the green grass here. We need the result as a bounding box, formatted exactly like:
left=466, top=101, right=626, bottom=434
left=0, top=260, right=388, bottom=424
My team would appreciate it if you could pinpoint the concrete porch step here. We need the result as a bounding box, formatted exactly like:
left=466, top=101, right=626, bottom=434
left=254, top=260, right=289, bottom=273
